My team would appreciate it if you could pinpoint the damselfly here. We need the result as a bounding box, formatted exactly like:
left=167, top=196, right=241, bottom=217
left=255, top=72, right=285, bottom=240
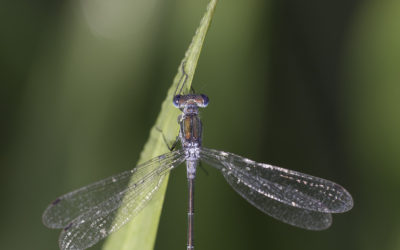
left=43, top=76, right=353, bottom=250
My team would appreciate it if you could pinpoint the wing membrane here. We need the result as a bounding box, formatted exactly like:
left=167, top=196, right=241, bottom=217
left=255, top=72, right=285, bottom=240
left=200, top=148, right=353, bottom=229
left=42, top=150, right=185, bottom=249
left=222, top=166, right=332, bottom=230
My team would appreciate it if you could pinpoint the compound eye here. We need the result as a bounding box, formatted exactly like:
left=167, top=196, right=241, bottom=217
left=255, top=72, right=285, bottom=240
left=173, top=95, right=181, bottom=108
left=201, top=94, right=209, bottom=107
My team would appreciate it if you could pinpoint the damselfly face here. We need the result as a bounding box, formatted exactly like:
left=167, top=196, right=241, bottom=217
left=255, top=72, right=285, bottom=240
left=173, top=94, right=209, bottom=109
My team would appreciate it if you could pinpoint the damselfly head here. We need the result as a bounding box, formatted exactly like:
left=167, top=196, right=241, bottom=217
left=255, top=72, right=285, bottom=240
left=173, top=94, right=209, bottom=109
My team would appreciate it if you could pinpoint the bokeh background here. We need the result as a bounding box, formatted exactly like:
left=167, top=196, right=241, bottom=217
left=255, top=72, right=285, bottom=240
left=1, top=0, right=400, bottom=249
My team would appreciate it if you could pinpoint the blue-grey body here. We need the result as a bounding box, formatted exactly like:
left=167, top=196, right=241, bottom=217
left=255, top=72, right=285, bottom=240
left=173, top=93, right=209, bottom=249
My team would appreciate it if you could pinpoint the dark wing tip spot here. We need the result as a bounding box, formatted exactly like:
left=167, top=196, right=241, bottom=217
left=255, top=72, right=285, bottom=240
left=64, top=222, right=73, bottom=231
left=52, top=198, right=62, bottom=205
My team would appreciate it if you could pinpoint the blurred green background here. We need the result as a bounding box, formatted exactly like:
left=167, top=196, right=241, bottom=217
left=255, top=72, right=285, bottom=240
left=1, top=0, right=400, bottom=249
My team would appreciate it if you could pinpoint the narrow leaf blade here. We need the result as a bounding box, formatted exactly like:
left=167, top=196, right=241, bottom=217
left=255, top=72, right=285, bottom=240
left=102, top=1, right=218, bottom=249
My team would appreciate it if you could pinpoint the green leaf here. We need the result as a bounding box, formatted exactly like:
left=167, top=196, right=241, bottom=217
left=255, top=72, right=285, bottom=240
left=102, top=0, right=218, bottom=249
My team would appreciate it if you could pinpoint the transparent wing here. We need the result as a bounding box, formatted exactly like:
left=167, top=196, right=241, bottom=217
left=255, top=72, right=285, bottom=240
left=42, top=149, right=185, bottom=250
left=200, top=148, right=353, bottom=230
left=222, top=167, right=332, bottom=230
